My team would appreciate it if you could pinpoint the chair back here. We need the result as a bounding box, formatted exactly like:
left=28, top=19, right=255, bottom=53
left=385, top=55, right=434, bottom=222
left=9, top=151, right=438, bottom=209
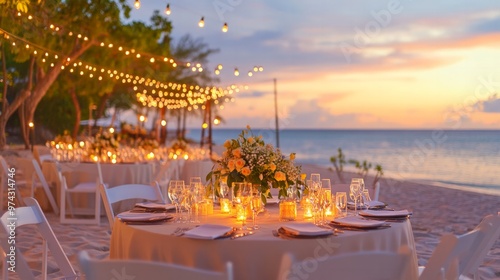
left=14, top=158, right=59, bottom=215
left=0, top=197, right=76, bottom=280
left=461, top=213, right=500, bottom=278
left=419, top=225, right=489, bottom=280
left=278, top=246, right=412, bottom=280
left=78, top=250, right=233, bottom=280
left=99, top=182, right=164, bottom=230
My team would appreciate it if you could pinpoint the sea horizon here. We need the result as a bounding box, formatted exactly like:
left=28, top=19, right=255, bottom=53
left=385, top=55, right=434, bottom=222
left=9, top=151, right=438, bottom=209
left=186, top=128, right=500, bottom=196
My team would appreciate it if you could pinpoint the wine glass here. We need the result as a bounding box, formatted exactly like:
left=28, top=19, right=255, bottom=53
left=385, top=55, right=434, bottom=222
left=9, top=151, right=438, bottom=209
left=232, top=183, right=251, bottom=230
left=168, top=180, right=184, bottom=223
left=361, top=189, right=372, bottom=210
left=349, top=180, right=361, bottom=215
left=335, top=192, right=347, bottom=217
left=249, top=187, right=263, bottom=230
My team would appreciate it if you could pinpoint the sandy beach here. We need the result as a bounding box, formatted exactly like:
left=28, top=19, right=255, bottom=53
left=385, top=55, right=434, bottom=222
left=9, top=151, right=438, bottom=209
left=3, top=155, right=500, bottom=279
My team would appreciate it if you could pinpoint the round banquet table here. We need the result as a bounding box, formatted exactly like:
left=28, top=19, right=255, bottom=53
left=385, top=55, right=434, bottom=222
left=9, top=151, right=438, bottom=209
left=110, top=205, right=419, bottom=280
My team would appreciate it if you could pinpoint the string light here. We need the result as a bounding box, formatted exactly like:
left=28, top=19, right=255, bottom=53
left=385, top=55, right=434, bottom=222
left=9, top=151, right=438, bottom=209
left=134, top=0, right=141, bottom=9
left=222, top=22, right=228, bottom=32
left=234, top=68, right=239, bottom=76
left=165, top=4, right=171, bottom=15
left=198, top=17, right=205, bottom=28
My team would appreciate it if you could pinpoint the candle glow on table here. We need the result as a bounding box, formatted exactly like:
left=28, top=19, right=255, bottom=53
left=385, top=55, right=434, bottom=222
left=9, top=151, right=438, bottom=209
left=235, top=204, right=247, bottom=221
left=220, top=198, right=231, bottom=213
left=279, top=200, right=297, bottom=221
left=302, top=197, right=313, bottom=218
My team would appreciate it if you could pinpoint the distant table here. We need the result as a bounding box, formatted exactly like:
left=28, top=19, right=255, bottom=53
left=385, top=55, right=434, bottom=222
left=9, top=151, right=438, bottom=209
left=42, top=161, right=153, bottom=211
left=110, top=205, right=419, bottom=280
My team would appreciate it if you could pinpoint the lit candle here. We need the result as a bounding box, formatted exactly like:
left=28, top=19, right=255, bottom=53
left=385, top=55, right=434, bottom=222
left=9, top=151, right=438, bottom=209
left=236, top=204, right=247, bottom=221
left=220, top=198, right=231, bottom=213
left=279, top=200, right=297, bottom=221
left=303, top=198, right=313, bottom=219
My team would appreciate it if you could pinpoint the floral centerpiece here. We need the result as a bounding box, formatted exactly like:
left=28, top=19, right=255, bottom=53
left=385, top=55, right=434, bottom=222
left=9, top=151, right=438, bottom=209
left=89, top=131, right=120, bottom=155
left=207, top=126, right=302, bottom=201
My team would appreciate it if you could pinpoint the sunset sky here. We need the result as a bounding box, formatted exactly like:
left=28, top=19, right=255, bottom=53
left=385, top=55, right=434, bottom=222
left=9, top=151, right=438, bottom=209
left=130, top=0, right=500, bottom=129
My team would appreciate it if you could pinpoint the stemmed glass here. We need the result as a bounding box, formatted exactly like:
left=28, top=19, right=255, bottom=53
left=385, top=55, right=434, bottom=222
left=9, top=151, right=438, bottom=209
left=190, top=182, right=204, bottom=223
left=233, top=182, right=251, bottom=231
left=335, top=192, right=347, bottom=217
left=168, top=180, right=185, bottom=223
left=349, top=180, right=361, bottom=215
left=249, top=186, right=263, bottom=230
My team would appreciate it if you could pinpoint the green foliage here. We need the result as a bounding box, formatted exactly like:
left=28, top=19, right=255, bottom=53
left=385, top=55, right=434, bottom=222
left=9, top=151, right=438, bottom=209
left=329, top=148, right=384, bottom=187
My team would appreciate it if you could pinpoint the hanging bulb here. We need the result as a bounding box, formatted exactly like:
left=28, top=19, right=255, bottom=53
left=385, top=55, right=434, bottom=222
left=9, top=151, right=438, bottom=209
left=248, top=71, right=253, bottom=77
left=134, top=0, right=141, bottom=9
left=165, top=4, right=171, bottom=15
left=198, top=17, right=205, bottom=28
left=222, top=22, right=228, bottom=32
left=234, top=68, right=239, bottom=76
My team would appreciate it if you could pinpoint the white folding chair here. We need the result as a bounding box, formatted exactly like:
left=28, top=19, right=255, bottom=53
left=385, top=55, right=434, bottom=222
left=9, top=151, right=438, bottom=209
left=14, top=158, right=59, bottom=215
left=0, top=197, right=77, bottom=280
left=459, top=213, right=500, bottom=280
left=277, top=245, right=412, bottom=280
left=99, top=181, right=164, bottom=231
left=78, top=250, right=233, bottom=280
left=418, top=215, right=495, bottom=280
left=0, top=156, right=25, bottom=211
left=58, top=170, right=101, bottom=225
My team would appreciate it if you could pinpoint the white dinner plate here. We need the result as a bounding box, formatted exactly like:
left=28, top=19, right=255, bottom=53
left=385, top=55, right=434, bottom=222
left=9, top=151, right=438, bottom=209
left=183, top=224, right=234, bottom=239
left=359, top=209, right=411, bottom=218
left=332, top=216, right=387, bottom=229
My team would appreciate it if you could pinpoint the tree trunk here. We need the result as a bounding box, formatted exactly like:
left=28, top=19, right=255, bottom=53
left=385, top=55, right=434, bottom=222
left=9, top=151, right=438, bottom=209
left=22, top=41, right=94, bottom=144
left=176, top=113, right=181, bottom=140
left=69, top=87, right=81, bottom=139
left=93, top=92, right=111, bottom=130
left=181, top=108, right=187, bottom=139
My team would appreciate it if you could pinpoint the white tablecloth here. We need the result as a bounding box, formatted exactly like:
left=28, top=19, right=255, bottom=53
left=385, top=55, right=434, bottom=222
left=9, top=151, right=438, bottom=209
left=42, top=161, right=154, bottom=212
left=110, top=205, right=418, bottom=280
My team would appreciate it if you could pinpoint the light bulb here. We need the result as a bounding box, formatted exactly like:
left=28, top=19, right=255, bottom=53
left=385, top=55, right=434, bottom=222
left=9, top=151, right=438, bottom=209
left=134, top=0, right=140, bottom=9
left=234, top=68, right=239, bottom=76
left=198, top=17, right=205, bottom=28
left=222, top=22, right=228, bottom=32
left=165, top=4, right=171, bottom=15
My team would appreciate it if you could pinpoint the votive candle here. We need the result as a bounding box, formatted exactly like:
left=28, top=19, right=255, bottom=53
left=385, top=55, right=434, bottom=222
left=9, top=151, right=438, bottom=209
left=220, top=198, right=231, bottom=213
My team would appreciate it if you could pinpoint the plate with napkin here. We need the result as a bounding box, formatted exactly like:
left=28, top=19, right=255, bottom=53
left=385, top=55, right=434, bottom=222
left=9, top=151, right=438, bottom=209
left=359, top=209, right=411, bottom=219
left=117, top=211, right=173, bottom=223
left=134, top=202, right=176, bottom=210
left=183, top=224, right=235, bottom=239
left=331, top=216, right=388, bottom=229
left=278, top=223, right=333, bottom=238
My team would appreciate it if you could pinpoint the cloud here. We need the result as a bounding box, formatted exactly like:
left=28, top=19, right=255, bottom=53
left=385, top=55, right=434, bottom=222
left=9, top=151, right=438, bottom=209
left=481, top=96, right=500, bottom=113
left=237, top=90, right=268, bottom=98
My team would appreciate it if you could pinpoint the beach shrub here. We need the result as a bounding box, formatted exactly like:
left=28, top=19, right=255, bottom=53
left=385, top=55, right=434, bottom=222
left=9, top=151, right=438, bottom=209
left=329, top=148, right=384, bottom=188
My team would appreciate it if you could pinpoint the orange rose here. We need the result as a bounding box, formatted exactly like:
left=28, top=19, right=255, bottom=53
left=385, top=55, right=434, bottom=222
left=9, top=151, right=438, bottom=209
left=274, top=171, right=286, bottom=181
left=269, top=163, right=277, bottom=172
left=235, top=158, right=246, bottom=170
left=232, top=148, right=242, bottom=158
left=224, top=140, right=231, bottom=148
left=228, top=160, right=236, bottom=172
left=241, top=166, right=251, bottom=176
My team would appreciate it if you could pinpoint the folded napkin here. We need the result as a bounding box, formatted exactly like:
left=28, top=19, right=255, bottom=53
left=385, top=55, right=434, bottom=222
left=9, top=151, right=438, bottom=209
left=281, top=223, right=332, bottom=236
left=135, top=202, right=175, bottom=210
left=366, top=201, right=386, bottom=208
left=266, top=198, right=280, bottom=204
left=332, top=216, right=386, bottom=228
left=117, top=211, right=172, bottom=222
left=359, top=209, right=411, bottom=218
left=183, top=224, right=233, bottom=239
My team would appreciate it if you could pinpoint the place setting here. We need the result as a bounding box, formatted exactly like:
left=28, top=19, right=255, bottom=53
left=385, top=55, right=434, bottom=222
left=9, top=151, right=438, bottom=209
left=116, top=211, right=174, bottom=225
left=273, top=222, right=336, bottom=239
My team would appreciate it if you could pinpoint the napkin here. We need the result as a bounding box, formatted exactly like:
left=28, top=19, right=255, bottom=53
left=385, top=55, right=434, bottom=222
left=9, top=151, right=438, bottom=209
left=359, top=209, right=411, bottom=218
left=366, top=201, right=386, bottom=209
left=183, top=224, right=233, bottom=239
left=332, top=216, right=386, bottom=228
left=135, top=202, right=175, bottom=210
left=281, top=223, right=332, bottom=236
left=117, top=211, right=172, bottom=222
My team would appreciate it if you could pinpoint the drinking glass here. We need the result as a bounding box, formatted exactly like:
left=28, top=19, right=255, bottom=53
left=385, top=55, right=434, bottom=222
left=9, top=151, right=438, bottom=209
left=335, top=192, right=347, bottom=217
left=250, top=191, right=263, bottom=230
left=361, top=189, right=372, bottom=209
left=232, top=182, right=251, bottom=230
left=168, top=180, right=185, bottom=223
left=349, top=180, right=361, bottom=215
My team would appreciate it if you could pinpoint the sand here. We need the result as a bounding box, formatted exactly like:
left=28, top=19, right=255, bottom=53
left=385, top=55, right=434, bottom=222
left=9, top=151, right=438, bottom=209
left=2, top=155, right=500, bottom=279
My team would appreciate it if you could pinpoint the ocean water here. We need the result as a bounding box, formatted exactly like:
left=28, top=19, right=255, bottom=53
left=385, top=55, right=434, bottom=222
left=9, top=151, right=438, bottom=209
left=186, top=129, right=500, bottom=195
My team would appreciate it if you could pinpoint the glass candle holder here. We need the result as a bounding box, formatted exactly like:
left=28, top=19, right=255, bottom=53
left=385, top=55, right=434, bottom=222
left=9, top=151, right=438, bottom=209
left=220, top=198, right=231, bottom=213
left=279, top=199, right=297, bottom=221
